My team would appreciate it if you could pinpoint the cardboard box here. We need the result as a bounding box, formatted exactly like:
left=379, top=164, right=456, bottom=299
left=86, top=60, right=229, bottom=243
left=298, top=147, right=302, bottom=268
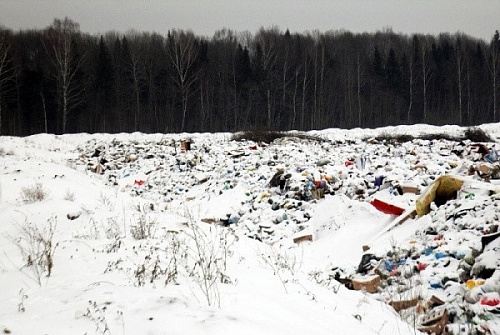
left=389, top=298, right=419, bottom=312
left=352, top=275, right=380, bottom=293
left=418, top=308, right=448, bottom=335
left=180, top=140, right=191, bottom=152
left=421, top=307, right=447, bottom=326
left=401, top=185, right=420, bottom=195
left=293, top=234, right=313, bottom=244
left=478, top=163, right=492, bottom=174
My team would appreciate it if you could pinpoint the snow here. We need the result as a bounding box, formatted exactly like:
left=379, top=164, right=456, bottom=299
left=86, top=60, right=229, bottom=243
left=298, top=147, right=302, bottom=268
left=2, top=124, right=500, bottom=334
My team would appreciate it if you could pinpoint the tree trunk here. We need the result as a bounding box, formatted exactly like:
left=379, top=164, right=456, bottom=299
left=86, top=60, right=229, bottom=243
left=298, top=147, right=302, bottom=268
left=131, top=63, right=140, bottom=131
left=62, top=84, right=68, bottom=133
left=0, top=91, right=2, bottom=135
left=319, top=43, right=325, bottom=129
left=347, top=59, right=352, bottom=127
left=292, top=68, right=299, bottom=129
left=266, top=87, right=271, bottom=128
left=466, top=62, right=471, bottom=125
left=40, top=90, right=48, bottom=133
left=422, top=53, right=427, bottom=122
left=182, top=84, right=188, bottom=132
left=357, top=54, right=362, bottom=127
left=301, top=58, right=308, bottom=130
left=407, top=58, right=414, bottom=123
left=456, top=44, right=464, bottom=125
left=232, top=58, right=238, bottom=130
left=493, top=55, right=498, bottom=122
left=281, top=54, right=288, bottom=130
left=313, top=47, right=318, bottom=129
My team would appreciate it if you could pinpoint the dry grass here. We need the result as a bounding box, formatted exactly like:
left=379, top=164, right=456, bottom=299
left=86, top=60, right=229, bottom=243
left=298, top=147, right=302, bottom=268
left=21, top=183, right=48, bottom=202
left=231, top=128, right=326, bottom=144
left=464, top=127, right=495, bottom=142
left=370, top=126, right=495, bottom=144
left=64, top=189, right=75, bottom=202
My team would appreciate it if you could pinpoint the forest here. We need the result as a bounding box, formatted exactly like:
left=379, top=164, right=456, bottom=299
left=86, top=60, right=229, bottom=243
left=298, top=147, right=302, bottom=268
left=0, top=18, right=499, bottom=135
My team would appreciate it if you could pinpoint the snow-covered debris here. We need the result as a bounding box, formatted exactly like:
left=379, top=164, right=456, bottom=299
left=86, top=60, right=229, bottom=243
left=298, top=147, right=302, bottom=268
left=2, top=124, right=500, bottom=334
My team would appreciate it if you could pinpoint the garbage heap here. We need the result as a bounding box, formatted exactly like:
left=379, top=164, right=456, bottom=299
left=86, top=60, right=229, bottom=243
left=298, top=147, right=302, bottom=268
left=71, top=132, right=500, bottom=333
left=71, top=135, right=403, bottom=240
left=342, top=180, right=500, bottom=334
left=72, top=134, right=500, bottom=241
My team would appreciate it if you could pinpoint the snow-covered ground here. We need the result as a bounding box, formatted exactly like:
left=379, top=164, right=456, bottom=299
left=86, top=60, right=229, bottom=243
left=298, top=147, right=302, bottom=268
left=1, top=124, right=500, bottom=334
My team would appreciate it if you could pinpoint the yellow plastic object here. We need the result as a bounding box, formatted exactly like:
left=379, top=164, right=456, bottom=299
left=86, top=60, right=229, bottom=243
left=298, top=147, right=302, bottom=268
left=466, top=280, right=476, bottom=289
left=466, top=279, right=485, bottom=289
left=416, top=175, right=465, bottom=216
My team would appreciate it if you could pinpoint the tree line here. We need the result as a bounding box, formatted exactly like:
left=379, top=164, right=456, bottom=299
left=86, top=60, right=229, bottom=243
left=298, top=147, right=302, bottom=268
left=0, top=18, right=499, bottom=136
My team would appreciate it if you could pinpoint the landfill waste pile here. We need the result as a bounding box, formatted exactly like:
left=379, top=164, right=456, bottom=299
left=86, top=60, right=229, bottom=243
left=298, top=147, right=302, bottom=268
left=2, top=124, right=500, bottom=334
left=71, top=127, right=500, bottom=334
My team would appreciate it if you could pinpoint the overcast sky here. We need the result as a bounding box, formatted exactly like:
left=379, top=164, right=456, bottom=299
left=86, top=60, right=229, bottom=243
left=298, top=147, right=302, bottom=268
left=1, top=0, right=498, bottom=41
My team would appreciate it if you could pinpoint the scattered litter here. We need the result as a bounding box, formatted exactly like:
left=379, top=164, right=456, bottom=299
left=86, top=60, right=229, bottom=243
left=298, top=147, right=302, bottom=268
left=370, top=198, right=405, bottom=215
left=352, top=274, right=380, bottom=293
left=416, top=175, right=464, bottom=216
left=68, top=129, right=500, bottom=333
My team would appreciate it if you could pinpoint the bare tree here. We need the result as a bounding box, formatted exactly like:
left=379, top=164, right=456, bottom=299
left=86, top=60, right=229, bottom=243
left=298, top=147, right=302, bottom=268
left=406, top=54, right=415, bottom=123
left=0, top=30, right=16, bottom=135
left=345, top=57, right=353, bottom=127
left=356, top=54, right=364, bottom=127
left=44, top=18, right=85, bottom=133
left=489, top=30, right=500, bottom=122
left=312, top=33, right=326, bottom=129
left=280, top=39, right=290, bottom=129
left=125, top=31, right=147, bottom=131
left=291, top=65, right=300, bottom=129
left=167, top=30, right=200, bottom=132
left=421, top=41, right=432, bottom=123
left=2, top=23, right=500, bottom=135
left=312, top=38, right=319, bottom=128
left=212, top=29, right=238, bottom=130
left=254, top=27, right=279, bottom=128
left=456, top=36, right=466, bottom=125
left=144, top=33, right=165, bottom=132
left=466, top=55, right=471, bottom=125
left=301, top=55, right=312, bottom=130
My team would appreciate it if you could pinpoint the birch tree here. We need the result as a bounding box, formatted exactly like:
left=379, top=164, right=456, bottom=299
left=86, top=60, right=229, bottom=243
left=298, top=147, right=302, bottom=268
left=489, top=30, right=500, bottom=122
left=356, top=54, right=364, bottom=127
left=421, top=40, right=432, bottom=123
left=44, top=18, right=85, bottom=133
left=167, top=30, right=200, bottom=132
left=254, top=27, right=279, bottom=128
left=404, top=53, right=416, bottom=123
left=124, top=31, right=146, bottom=131
left=455, top=37, right=466, bottom=125
left=0, top=30, right=16, bottom=135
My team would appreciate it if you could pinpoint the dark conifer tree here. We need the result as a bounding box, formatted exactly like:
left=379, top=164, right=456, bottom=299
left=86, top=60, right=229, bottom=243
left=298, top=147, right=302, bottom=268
left=95, top=36, right=116, bottom=132
left=373, top=46, right=385, bottom=77
left=386, top=48, right=402, bottom=91
left=1, top=20, right=499, bottom=134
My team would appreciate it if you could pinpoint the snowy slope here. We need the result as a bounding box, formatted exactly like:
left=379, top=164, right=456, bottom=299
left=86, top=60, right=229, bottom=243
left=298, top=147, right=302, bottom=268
left=1, top=124, right=500, bottom=334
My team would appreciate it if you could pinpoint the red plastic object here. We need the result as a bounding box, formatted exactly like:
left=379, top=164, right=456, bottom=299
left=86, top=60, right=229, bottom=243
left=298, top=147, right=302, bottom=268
left=134, top=180, right=145, bottom=186
left=480, top=296, right=500, bottom=307
left=370, top=198, right=405, bottom=216
left=345, top=160, right=355, bottom=167
left=418, top=262, right=429, bottom=271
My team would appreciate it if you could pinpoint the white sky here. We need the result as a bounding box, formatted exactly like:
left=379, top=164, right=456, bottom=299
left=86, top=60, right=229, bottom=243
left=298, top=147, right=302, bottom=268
left=1, top=0, right=498, bottom=41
